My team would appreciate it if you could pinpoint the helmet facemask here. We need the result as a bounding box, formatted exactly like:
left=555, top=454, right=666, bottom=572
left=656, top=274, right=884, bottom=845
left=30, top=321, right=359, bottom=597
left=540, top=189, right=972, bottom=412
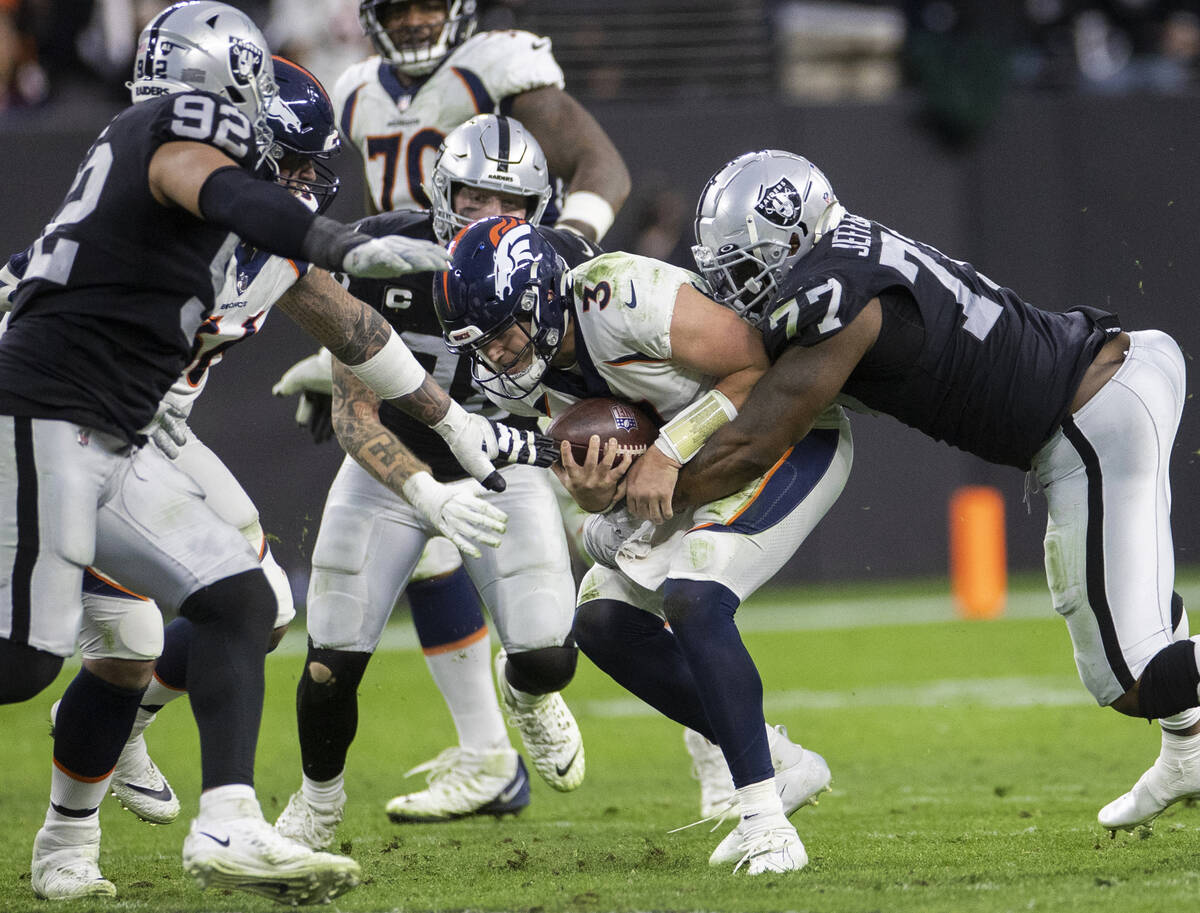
left=359, top=0, right=478, bottom=76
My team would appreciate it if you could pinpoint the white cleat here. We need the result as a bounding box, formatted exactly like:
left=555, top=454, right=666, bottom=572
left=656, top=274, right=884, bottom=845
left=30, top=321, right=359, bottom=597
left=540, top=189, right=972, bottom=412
left=274, top=790, right=346, bottom=850
left=385, top=746, right=531, bottom=822
left=1099, top=752, right=1200, bottom=833
left=707, top=727, right=832, bottom=865
left=31, top=826, right=117, bottom=900
left=494, top=649, right=585, bottom=791
left=111, top=726, right=180, bottom=825
left=769, top=724, right=833, bottom=816
left=684, top=728, right=736, bottom=819
left=183, top=810, right=360, bottom=905
left=717, top=814, right=808, bottom=875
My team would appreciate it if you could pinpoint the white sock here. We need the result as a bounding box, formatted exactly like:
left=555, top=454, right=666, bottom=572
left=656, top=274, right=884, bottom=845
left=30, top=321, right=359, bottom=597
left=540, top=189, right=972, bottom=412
left=424, top=634, right=509, bottom=750
left=736, top=777, right=783, bottom=824
left=49, top=764, right=111, bottom=816
left=39, top=807, right=100, bottom=844
left=301, top=774, right=345, bottom=806
left=197, top=783, right=259, bottom=822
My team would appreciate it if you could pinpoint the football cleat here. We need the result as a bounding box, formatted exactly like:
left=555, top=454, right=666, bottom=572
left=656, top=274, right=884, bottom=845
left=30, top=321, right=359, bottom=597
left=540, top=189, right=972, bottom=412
left=273, top=790, right=346, bottom=850
left=385, top=746, right=530, bottom=822
left=1098, top=751, right=1200, bottom=833
left=684, top=728, right=736, bottom=819
left=183, top=810, right=360, bottom=905
left=708, top=728, right=832, bottom=865
left=31, top=826, right=117, bottom=900
left=111, top=724, right=181, bottom=825
left=494, top=649, right=585, bottom=791
left=724, top=814, right=808, bottom=875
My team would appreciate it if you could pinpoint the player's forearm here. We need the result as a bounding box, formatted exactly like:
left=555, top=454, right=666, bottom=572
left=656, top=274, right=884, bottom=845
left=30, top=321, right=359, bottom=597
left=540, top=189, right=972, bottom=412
left=673, top=420, right=780, bottom=510
left=277, top=269, right=393, bottom=365
left=332, top=368, right=432, bottom=494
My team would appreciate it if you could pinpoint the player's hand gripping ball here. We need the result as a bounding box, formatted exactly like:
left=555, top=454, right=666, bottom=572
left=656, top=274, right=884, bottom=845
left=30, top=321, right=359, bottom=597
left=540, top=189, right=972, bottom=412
left=546, top=397, right=659, bottom=463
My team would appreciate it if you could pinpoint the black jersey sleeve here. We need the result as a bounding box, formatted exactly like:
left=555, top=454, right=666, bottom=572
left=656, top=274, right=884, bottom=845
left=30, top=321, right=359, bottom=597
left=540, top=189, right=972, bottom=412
left=148, top=91, right=260, bottom=171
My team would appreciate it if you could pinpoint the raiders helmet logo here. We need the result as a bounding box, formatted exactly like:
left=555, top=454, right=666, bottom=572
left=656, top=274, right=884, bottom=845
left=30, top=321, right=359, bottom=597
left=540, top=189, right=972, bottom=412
left=755, top=178, right=806, bottom=230
left=228, top=38, right=263, bottom=87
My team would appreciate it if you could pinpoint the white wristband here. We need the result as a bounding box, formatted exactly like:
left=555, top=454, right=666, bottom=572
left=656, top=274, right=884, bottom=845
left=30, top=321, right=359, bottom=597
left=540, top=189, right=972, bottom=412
left=346, top=333, right=427, bottom=400
left=557, top=190, right=615, bottom=243
left=654, top=389, right=737, bottom=465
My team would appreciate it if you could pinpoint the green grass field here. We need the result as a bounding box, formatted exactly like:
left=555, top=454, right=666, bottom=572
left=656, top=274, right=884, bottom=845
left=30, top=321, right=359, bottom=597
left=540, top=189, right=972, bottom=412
left=4, top=571, right=1200, bottom=913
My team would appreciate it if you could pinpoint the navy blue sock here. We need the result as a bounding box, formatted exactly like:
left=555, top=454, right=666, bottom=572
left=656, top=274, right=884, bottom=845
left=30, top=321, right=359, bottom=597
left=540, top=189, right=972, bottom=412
left=663, top=578, right=771, bottom=788
left=573, top=598, right=713, bottom=736
left=408, top=567, right=486, bottom=648
left=54, top=667, right=144, bottom=781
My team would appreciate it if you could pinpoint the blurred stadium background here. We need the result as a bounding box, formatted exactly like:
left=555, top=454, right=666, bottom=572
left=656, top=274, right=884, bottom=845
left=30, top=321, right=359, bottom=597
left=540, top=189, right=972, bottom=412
left=2, top=0, right=1198, bottom=601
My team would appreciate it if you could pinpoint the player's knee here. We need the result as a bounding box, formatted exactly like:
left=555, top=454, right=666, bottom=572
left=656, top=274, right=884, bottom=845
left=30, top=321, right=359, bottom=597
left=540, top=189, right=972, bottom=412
left=1133, top=640, right=1200, bottom=719
left=82, top=656, right=155, bottom=691
left=0, top=639, right=64, bottom=704
left=573, top=600, right=627, bottom=659
left=300, top=644, right=370, bottom=701
left=661, top=579, right=738, bottom=636
left=179, top=568, right=276, bottom=639
left=504, top=645, right=577, bottom=695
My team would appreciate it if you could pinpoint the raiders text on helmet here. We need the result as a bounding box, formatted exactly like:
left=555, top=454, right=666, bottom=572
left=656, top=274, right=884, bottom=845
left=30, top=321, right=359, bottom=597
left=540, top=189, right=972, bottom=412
left=692, top=150, right=844, bottom=321
left=428, top=114, right=552, bottom=243
left=129, top=1, right=278, bottom=164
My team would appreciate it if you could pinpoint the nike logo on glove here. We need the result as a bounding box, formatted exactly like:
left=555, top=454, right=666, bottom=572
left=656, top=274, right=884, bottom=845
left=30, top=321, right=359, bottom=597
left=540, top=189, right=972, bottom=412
left=199, top=831, right=232, bottom=847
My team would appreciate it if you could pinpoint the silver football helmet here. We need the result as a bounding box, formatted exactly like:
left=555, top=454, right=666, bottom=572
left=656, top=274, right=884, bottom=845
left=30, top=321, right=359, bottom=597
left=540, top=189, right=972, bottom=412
left=129, top=1, right=278, bottom=164
left=427, top=114, right=552, bottom=243
left=360, top=0, right=478, bottom=77
left=692, top=150, right=843, bottom=321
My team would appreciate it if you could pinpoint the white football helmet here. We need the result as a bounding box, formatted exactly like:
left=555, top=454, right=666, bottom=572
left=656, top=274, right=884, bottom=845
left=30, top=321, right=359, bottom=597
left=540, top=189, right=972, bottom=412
left=360, top=0, right=478, bottom=77
left=129, top=1, right=278, bottom=164
left=692, top=150, right=843, bottom=321
left=427, top=114, right=552, bottom=243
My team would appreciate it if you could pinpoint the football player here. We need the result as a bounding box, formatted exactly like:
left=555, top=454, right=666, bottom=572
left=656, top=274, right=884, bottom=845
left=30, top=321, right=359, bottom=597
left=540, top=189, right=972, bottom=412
left=670, top=151, right=1191, bottom=840
left=435, top=216, right=847, bottom=875
left=273, top=114, right=593, bottom=849
left=0, top=2, right=545, bottom=904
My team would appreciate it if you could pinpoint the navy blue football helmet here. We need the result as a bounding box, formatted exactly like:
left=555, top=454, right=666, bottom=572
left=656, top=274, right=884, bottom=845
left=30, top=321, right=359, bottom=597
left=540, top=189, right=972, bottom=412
left=265, top=57, right=341, bottom=213
left=435, top=216, right=568, bottom=400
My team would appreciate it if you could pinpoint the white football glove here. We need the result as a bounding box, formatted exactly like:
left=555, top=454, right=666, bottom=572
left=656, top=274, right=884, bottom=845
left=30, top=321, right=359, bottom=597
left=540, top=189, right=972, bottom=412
left=342, top=235, right=450, bottom=278
left=272, top=348, right=335, bottom=442
left=0, top=260, right=20, bottom=313
left=402, top=471, right=507, bottom=559
left=147, top=391, right=194, bottom=460
left=581, top=506, right=654, bottom=569
left=431, top=402, right=558, bottom=493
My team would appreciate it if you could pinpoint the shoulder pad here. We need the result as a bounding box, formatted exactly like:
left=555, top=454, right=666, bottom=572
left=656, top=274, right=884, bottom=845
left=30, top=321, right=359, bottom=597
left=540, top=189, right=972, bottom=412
left=446, top=30, right=564, bottom=96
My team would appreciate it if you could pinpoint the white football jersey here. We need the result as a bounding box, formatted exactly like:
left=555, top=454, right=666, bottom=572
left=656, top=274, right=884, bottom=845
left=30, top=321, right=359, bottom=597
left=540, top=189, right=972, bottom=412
left=168, top=246, right=307, bottom=411
left=504, top=252, right=714, bottom=422
left=333, top=30, right=564, bottom=213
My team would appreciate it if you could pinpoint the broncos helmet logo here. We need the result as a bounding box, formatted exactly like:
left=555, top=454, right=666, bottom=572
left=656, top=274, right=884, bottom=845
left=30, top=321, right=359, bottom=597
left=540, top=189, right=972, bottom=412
left=491, top=220, right=541, bottom=301
left=268, top=93, right=305, bottom=135
left=755, top=178, right=806, bottom=230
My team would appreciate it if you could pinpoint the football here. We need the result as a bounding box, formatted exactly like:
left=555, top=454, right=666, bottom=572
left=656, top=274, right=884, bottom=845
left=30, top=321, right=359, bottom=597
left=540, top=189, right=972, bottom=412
left=545, top=397, right=660, bottom=462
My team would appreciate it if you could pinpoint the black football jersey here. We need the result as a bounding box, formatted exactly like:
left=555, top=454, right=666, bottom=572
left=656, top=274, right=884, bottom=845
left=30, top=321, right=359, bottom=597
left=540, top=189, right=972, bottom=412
left=348, top=212, right=599, bottom=482
left=0, top=91, right=261, bottom=443
left=762, top=214, right=1114, bottom=469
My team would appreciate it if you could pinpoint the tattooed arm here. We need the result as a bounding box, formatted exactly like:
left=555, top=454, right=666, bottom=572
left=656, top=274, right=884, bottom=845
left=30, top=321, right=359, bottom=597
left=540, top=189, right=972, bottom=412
left=274, top=267, right=452, bottom=426
left=330, top=355, right=429, bottom=496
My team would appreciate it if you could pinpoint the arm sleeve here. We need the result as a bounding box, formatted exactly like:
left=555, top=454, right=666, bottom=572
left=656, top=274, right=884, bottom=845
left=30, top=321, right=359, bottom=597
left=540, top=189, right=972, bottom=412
left=198, top=167, right=362, bottom=271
